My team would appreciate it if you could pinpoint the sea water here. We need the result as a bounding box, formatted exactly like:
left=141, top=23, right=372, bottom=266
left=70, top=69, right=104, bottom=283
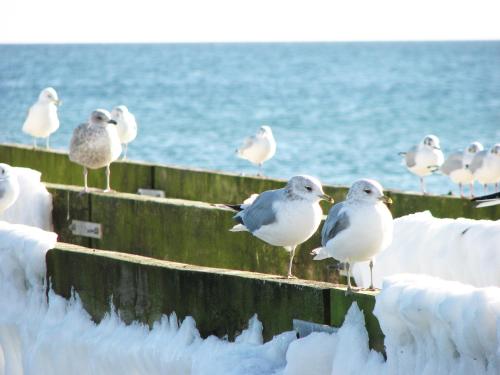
left=0, top=42, right=499, bottom=194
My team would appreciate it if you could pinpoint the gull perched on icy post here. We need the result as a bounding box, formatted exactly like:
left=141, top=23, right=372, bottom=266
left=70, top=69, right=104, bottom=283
left=69, top=109, right=122, bottom=193
left=311, top=179, right=393, bottom=294
left=111, top=105, right=138, bottom=160
left=441, top=141, right=483, bottom=198
left=225, top=175, right=333, bottom=278
left=0, top=164, right=20, bottom=214
left=470, top=144, right=500, bottom=195
left=22, top=87, right=61, bottom=149
left=400, top=135, right=444, bottom=194
left=236, top=126, right=276, bottom=175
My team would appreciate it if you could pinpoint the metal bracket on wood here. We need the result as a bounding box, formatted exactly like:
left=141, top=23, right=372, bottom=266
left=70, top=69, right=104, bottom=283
left=69, top=220, right=102, bottom=239
left=137, top=188, right=166, bottom=198
left=293, top=319, right=338, bottom=338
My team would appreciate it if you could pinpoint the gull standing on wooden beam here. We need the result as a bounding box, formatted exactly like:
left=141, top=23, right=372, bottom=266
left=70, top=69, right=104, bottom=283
left=311, top=179, right=393, bottom=294
left=236, top=125, right=276, bottom=176
left=224, top=175, right=333, bottom=278
left=22, top=87, right=61, bottom=149
left=69, top=109, right=122, bottom=193
left=400, top=134, right=444, bottom=194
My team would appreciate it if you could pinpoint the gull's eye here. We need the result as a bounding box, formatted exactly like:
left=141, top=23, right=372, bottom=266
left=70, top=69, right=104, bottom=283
left=305, top=186, right=312, bottom=192
left=364, top=189, right=372, bottom=194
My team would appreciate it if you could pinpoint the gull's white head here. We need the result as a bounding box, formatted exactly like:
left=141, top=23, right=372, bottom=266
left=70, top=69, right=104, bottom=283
left=0, top=163, right=14, bottom=181
left=38, top=87, right=60, bottom=105
left=466, top=141, right=483, bottom=154
left=111, top=105, right=129, bottom=120
left=421, top=134, right=441, bottom=150
left=490, top=143, right=500, bottom=155
left=347, top=179, right=392, bottom=205
left=258, top=125, right=273, bottom=136
left=90, top=109, right=116, bottom=126
left=286, top=175, right=333, bottom=203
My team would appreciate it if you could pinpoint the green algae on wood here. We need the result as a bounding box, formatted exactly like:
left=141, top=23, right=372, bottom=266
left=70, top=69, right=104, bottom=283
left=46, top=243, right=335, bottom=342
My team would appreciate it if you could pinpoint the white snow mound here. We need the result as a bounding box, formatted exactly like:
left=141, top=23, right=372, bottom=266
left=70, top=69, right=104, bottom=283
left=353, top=211, right=500, bottom=288
left=0, top=167, right=53, bottom=231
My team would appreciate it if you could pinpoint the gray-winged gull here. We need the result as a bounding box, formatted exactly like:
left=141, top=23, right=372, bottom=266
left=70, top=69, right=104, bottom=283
left=469, top=143, right=500, bottom=194
left=311, top=179, right=393, bottom=293
left=226, top=175, right=333, bottom=278
left=69, top=109, right=122, bottom=193
left=400, top=135, right=444, bottom=194
left=472, top=191, right=500, bottom=207
left=22, top=87, right=61, bottom=149
left=441, top=141, right=483, bottom=197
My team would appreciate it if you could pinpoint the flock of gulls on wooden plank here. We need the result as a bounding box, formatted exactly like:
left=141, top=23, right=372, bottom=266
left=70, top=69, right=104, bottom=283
left=1, top=87, right=499, bottom=291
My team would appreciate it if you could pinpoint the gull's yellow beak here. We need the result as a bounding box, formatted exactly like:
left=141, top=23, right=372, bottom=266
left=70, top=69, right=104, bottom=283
left=54, top=99, right=62, bottom=106
left=321, top=193, right=334, bottom=203
left=380, top=195, right=393, bottom=205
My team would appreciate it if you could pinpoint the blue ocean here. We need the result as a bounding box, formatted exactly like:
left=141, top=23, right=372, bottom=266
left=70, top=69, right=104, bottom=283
left=0, top=42, right=499, bottom=194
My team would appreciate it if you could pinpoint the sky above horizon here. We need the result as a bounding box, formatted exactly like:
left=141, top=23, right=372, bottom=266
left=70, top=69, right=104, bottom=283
left=1, top=0, right=500, bottom=43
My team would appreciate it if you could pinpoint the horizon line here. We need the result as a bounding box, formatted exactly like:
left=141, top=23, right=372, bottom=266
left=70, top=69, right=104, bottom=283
left=1, top=38, right=500, bottom=45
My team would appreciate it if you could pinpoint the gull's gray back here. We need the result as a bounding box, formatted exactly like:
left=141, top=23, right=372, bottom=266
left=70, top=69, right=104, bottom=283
left=236, top=189, right=283, bottom=232
left=441, top=151, right=463, bottom=175
left=321, top=202, right=350, bottom=247
left=405, top=145, right=418, bottom=168
left=469, top=150, right=487, bottom=173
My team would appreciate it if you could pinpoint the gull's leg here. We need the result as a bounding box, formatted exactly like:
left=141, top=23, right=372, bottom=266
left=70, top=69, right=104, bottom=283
left=104, top=164, right=112, bottom=192
left=470, top=182, right=474, bottom=198
left=459, top=183, right=464, bottom=198
left=79, top=167, right=89, bottom=195
left=46, top=136, right=50, bottom=150
left=287, top=245, right=297, bottom=278
left=258, top=163, right=263, bottom=177
left=345, top=262, right=353, bottom=295
left=33, top=137, right=37, bottom=149
left=484, top=184, right=488, bottom=195
left=122, top=143, right=128, bottom=160
left=496, top=182, right=499, bottom=193
left=420, top=177, right=426, bottom=195
left=368, top=259, right=375, bottom=290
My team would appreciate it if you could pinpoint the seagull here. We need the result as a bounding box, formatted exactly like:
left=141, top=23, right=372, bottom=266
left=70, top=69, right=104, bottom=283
left=236, top=125, right=276, bottom=175
left=22, top=87, right=61, bottom=149
left=111, top=105, right=138, bottom=160
left=0, top=163, right=20, bottom=214
left=470, top=143, right=500, bottom=194
left=472, top=191, right=500, bottom=208
left=226, top=175, right=333, bottom=278
left=400, top=135, right=444, bottom=194
left=441, top=141, right=483, bottom=197
left=311, top=179, right=393, bottom=293
left=69, top=109, right=122, bottom=193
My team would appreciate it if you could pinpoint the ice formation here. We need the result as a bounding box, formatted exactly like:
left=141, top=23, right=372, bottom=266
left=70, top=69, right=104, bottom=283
left=0, top=204, right=499, bottom=374
left=353, top=211, right=500, bottom=288
left=374, top=275, right=500, bottom=375
left=0, top=167, right=52, bottom=231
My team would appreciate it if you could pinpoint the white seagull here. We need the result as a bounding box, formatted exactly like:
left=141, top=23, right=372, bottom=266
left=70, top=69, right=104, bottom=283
left=111, top=105, right=138, bottom=160
left=0, top=164, right=20, bottom=214
left=236, top=125, right=276, bottom=175
left=400, top=135, right=444, bottom=194
left=470, top=143, right=500, bottom=194
left=22, top=87, right=61, bottom=149
left=311, top=179, right=393, bottom=293
left=69, top=109, right=122, bottom=193
left=226, top=175, right=333, bottom=278
left=441, top=141, right=483, bottom=197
